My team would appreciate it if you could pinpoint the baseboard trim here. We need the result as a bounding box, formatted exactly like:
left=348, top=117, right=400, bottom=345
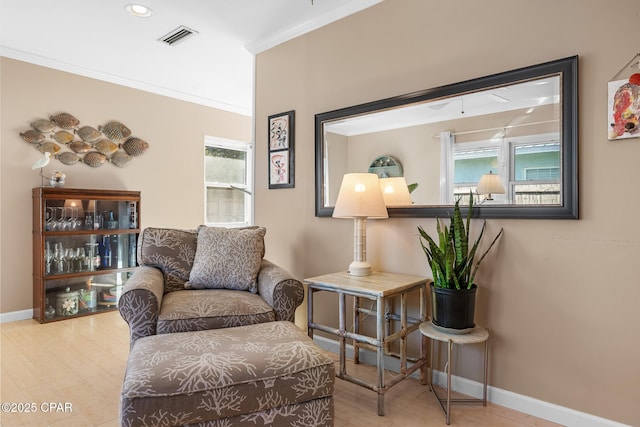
left=0, top=309, right=33, bottom=323
left=312, top=335, right=630, bottom=427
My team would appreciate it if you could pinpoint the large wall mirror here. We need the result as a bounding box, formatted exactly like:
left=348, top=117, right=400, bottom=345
left=315, top=56, right=578, bottom=219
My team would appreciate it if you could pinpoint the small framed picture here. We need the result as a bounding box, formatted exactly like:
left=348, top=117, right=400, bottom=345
left=268, top=110, right=295, bottom=188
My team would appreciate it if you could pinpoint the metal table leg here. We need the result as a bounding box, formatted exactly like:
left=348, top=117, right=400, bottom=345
left=446, top=339, right=452, bottom=425
left=376, top=295, right=385, bottom=416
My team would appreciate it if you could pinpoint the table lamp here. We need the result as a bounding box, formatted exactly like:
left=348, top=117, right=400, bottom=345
left=333, top=173, right=388, bottom=276
left=477, top=171, right=505, bottom=201
left=380, top=177, right=412, bottom=206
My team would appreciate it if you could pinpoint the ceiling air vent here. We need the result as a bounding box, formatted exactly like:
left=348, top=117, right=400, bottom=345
left=158, top=26, right=198, bottom=46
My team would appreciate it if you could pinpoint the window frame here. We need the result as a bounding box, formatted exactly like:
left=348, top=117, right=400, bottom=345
left=451, top=132, right=560, bottom=204
left=203, top=136, right=253, bottom=227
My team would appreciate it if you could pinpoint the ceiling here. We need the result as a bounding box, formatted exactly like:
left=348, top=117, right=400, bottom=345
left=325, top=77, right=560, bottom=136
left=0, top=0, right=382, bottom=116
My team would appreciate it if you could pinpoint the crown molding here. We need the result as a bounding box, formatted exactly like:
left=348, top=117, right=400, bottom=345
left=245, top=0, right=383, bottom=54
left=0, top=46, right=252, bottom=117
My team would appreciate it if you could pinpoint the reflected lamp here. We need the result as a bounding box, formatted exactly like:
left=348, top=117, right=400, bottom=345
left=63, top=199, right=84, bottom=219
left=380, top=177, right=412, bottom=206
left=477, top=171, right=505, bottom=201
left=333, top=173, right=388, bottom=276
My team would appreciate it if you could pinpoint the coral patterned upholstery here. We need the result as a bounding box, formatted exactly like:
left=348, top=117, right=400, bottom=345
left=120, top=321, right=335, bottom=427
left=118, top=227, right=304, bottom=345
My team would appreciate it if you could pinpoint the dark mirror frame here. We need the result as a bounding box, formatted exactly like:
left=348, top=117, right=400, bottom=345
left=315, top=55, right=578, bottom=219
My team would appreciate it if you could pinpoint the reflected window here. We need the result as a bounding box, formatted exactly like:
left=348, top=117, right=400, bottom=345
left=512, top=141, right=561, bottom=204
left=204, top=136, right=253, bottom=226
left=453, top=142, right=505, bottom=203
left=454, top=145, right=500, bottom=197
left=451, top=134, right=560, bottom=204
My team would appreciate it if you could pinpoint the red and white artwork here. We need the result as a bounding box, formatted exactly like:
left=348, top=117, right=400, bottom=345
left=608, top=73, right=640, bottom=140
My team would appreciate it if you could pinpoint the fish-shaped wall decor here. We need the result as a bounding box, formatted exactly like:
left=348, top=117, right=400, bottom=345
left=110, top=150, right=131, bottom=168
left=99, top=121, right=131, bottom=142
left=83, top=152, right=107, bottom=167
left=38, top=142, right=62, bottom=155
left=52, top=130, right=76, bottom=144
left=94, top=139, right=119, bottom=156
left=122, top=137, right=149, bottom=157
left=68, top=140, right=92, bottom=154
left=50, top=113, right=79, bottom=129
left=21, top=112, right=149, bottom=168
left=75, top=126, right=102, bottom=142
left=56, top=152, right=81, bottom=165
left=20, top=129, right=45, bottom=144
left=31, top=119, right=56, bottom=133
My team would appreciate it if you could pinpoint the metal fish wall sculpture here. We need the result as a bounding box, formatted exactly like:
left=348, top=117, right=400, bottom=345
left=52, top=130, right=75, bottom=144
left=20, top=112, right=150, bottom=169
left=75, top=126, right=102, bottom=142
left=110, top=150, right=132, bottom=168
left=68, top=140, right=92, bottom=154
left=31, top=119, right=56, bottom=133
left=122, top=137, right=149, bottom=157
left=50, top=113, right=79, bottom=129
left=94, top=139, right=119, bottom=156
left=99, top=121, right=131, bottom=142
left=38, top=142, right=62, bottom=155
left=83, top=152, right=107, bottom=168
left=20, top=130, right=45, bottom=144
left=56, top=152, right=81, bottom=165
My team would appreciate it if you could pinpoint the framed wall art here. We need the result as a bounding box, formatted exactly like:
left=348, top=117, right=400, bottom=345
left=268, top=110, right=295, bottom=188
left=608, top=53, right=640, bottom=141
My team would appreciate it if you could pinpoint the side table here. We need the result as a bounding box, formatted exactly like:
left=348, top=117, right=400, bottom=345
left=305, top=271, right=430, bottom=416
left=419, top=321, right=489, bottom=425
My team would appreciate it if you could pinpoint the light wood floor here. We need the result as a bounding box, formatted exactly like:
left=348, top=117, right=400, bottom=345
left=0, top=312, right=560, bottom=426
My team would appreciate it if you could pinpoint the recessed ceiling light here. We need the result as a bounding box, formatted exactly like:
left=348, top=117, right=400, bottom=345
left=125, top=4, right=152, bottom=18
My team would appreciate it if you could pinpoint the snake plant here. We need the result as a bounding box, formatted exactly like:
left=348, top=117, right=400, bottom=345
left=418, top=193, right=503, bottom=290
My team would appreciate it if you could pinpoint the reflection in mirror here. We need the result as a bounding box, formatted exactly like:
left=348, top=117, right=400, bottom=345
left=316, top=56, right=578, bottom=219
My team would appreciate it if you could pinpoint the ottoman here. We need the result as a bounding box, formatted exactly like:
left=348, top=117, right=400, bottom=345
left=120, top=321, right=335, bottom=427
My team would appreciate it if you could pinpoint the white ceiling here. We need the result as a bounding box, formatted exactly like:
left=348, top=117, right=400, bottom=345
left=0, top=0, right=382, bottom=116
left=325, top=76, right=561, bottom=136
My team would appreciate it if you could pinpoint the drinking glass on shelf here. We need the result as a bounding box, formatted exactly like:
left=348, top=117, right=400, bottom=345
left=85, top=243, right=99, bottom=271
left=53, top=243, right=65, bottom=274
left=64, top=247, right=74, bottom=273
left=67, top=207, right=76, bottom=230
left=44, top=242, right=53, bottom=275
left=85, top=214, right=93, bottom=230
left=73, top=247, right=85, bottom=272
left=47, top=207, right=57, bottom=231
left=56, top=207, right=68, bottom=231
left=94, top=212, right=103, bottom=230
left=76, top=211, right=84, bottom=230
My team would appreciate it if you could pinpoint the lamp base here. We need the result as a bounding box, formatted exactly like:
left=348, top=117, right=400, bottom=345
left=348, top=261, right=372, bottom=276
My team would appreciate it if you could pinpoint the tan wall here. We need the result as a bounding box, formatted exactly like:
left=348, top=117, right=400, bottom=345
left=0, top=57, right=251, bottom=314
left=254, top=0, right=640, bottom=425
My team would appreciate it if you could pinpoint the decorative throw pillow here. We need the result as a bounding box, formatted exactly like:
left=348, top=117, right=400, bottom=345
left=185, top=226, right=266, bottom=293
left=138, top=228, right=197, bottom=293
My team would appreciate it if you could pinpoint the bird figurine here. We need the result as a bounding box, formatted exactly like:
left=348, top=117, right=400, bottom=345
left=32, top=151, right=51, bottom=187
left=32, top=151, right=51, bottom=170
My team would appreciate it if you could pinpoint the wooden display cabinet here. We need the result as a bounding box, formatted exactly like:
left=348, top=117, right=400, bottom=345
left=32, top=188, right=141, bottom=323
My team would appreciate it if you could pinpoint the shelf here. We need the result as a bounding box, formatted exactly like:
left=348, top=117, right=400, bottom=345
left=43, top=229, right=141, bottom=236
left=33, top=188, right=141, bottom=324
left=43, top=267, right=138, bottom=281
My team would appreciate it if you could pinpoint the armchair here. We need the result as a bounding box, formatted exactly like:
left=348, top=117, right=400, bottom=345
left=119, top=227, right=304, bottom=345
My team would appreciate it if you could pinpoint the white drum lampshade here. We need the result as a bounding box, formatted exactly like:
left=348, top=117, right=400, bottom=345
left=333, top=173, right=388, bottom=276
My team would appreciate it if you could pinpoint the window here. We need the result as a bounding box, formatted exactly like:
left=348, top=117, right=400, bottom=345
left=454, top=145, right=500, bottom=200
left=204, top=136, right=253, bottom=226
left=512, top=141, right=561, bottom=205
left=450, top=133, right=560, bottom=204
